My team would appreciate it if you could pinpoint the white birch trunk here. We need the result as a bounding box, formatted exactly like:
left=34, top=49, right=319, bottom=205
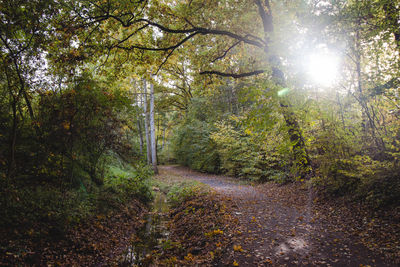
left=150, top=82, right=158, bottom=174
left=143, top=79, right=151, bottom=165
left=135, top=80, right=143, bottom=155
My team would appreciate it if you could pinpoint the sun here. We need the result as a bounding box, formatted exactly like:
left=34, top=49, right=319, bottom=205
left=307, top=52, right=339, bottom=87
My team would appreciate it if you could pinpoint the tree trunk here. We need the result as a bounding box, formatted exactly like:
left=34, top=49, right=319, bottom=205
left=280, top=101, right=311, bottom=178
left=137, top=84, right=144, bottom=156
left=271, top=65, right=312, bottom=179
left=255, top=0, right=312, bottom=179
left=137, top=118, right=143, bottom=155
left=150, top=82, right=158, bottom=174
left=162, top=125, right=166, bottom=150
left=7, top=96, right=17, bottom=181
left=143, top=79, right=152, bottom=165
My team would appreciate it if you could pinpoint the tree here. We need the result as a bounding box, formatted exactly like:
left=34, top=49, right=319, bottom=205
left=0, top=0, right=56, bottom=180
left=67, top=0, right=313, bottom=178
left=136, top=82, right=144, bottom=155
left=142, top=79, right=152, bottom=165
left=149, top=81, right=158, bottom=174
left=326, top=0, right=400, bottom=158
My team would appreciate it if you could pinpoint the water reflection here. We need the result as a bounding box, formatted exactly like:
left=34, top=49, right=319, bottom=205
left=120, top=192, right=169, bottom=266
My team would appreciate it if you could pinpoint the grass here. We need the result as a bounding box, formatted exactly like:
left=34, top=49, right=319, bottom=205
left=151, top=168, right=211, bottom=207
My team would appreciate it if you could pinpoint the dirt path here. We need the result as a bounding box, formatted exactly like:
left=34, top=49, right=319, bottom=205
left=161, top=165, right=395, bottom=266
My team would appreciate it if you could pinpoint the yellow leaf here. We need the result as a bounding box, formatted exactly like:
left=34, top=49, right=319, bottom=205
left=214, top=229, right=223, bottom=235
left=233, top=260, right=239, bottom=266
left=233, top=244, right=244, bottom=252
left=184, top=253, right=194, bottom=261
left=264, top=258, right=273, bottom=264
left=62, top=121, right=70, bottom=130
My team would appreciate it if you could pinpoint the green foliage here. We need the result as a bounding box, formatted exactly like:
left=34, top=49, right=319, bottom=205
left=171, top=98, right=221, bottom=172
left=305, top=94, right=400, bottom=208
left=0, top=153, right=152, bottom=230
left=1, top=0, right=400, bottom=243
left=0, top=70, right=153, bottom=233
left=171, top=112, right=291, bottom=182
left=170, top=86, right=293, bottom=182
left=35, top=75, right=133, bottom=184
left=172, top=119, right=220, bottom=173
left=312, top=155, right=400, bottom=208
left=103, top=154, right=153, bottom=203
left=158, top=141, right=176, bottom=165
left=166, top=180, right=208, bottom=207
left=211, top=117, right=290, bottom=182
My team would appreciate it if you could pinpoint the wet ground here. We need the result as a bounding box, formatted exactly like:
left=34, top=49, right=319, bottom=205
left=120, top=192, right=170, bottom=266
left=161, top=165, right=395, bottom=266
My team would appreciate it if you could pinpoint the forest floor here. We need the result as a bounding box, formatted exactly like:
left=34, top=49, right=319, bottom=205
left=2, top=166, right=398, bottom=266
left=0, top=197, right=148, bottom=266
left=159, top=165, right=399, bottom=266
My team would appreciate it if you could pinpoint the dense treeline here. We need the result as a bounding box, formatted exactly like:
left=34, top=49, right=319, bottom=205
left=168, top=77, right=400, bottom=207
left=156, top=0, right=400, bottom=208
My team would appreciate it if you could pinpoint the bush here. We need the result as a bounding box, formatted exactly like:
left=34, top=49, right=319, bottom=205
left=211, top=117, right=290, bottom=182
left=312, top=155, right=400, bottom=208
left=0, top=157, right=152, bottom=233
left=170, top=113, right=292, bottom=182
left=172, top=119, right=221, bottom=173
left=104, top=154, right=153, bottom=204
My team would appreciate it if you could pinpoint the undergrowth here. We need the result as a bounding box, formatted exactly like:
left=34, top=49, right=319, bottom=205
left=0, top=152, right=152, bottom=237
left=166, top=180, right=209, bottom=207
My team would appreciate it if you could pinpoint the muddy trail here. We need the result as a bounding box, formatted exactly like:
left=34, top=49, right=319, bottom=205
left=161, top=165, right=396, bottom=266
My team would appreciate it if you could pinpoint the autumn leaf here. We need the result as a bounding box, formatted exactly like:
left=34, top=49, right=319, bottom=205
left=184, top=253, right=194, bottom=261
left=233, top=244, right=244, bottom=252
left=62, top=121, right=70, bottom=130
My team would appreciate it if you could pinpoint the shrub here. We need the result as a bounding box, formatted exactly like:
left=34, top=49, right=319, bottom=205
left=312, top=155, right=400, bottom=208
left=171, top=119, right=220, bottom=173
left=103, top=153, right=153, bottom=203
left=211, top=117, right=290, bottom=182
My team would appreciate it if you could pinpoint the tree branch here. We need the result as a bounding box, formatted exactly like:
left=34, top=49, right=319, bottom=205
left=369, top=78, right=399, bottom=96
left=212, top=40, right=242, bottom=62
left=115, top=32, right=200, bottom=51
left=121, top=18, right=265, bottom=48
left=155, top=46, right=178, bottom=74
left=254, top=0, right=273, bottom=35
left=200, top=70, right=265, bottom=78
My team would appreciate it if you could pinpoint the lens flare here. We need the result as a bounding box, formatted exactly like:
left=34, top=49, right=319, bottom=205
left=307, top=52, right=339, bottom=86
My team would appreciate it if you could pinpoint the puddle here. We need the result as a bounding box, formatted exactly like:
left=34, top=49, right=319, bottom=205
left=119, top=191, right=170, bottom=266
